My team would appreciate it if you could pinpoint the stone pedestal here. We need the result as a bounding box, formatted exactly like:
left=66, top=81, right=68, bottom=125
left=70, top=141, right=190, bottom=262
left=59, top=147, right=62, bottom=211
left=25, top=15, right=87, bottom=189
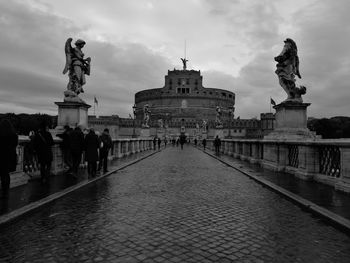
left=140, top=128, right=151, bottom=137
left=55, top=101, right=91, bottom=130
left=264, top=102, right=316, bottom=140
left=214, top=128, right=224, bottom=139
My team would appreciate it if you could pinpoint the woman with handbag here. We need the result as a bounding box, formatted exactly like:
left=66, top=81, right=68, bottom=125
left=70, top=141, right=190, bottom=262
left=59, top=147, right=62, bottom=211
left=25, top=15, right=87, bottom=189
left=0, top=119, right=18, bottom=198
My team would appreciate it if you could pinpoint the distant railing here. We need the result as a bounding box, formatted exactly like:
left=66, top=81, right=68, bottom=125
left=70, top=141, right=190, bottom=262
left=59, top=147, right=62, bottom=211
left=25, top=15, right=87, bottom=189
left=205, top=138, right=350, bottom=193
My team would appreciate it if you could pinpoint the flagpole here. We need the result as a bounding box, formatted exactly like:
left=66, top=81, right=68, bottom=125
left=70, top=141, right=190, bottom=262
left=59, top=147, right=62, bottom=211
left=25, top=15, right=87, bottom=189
left=270, top=97, right=271, bottom=113
left=94, top=96, right=96, bottom=116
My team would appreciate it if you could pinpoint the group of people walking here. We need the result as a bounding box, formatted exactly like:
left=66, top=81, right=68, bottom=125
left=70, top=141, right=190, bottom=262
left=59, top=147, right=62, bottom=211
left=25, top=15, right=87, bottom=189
left=58, top=126, right=113, bottom=177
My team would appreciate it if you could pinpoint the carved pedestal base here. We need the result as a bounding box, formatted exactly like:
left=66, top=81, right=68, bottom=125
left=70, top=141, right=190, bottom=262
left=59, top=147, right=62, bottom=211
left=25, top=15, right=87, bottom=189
left=264, top=102, right=317, bottom=140
left=55, top=101, right=91, bottom=131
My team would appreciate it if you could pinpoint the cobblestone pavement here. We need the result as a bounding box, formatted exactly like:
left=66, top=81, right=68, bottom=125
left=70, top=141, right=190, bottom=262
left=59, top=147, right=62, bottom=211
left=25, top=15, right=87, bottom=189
left=1, top=146, right=350, bottom=262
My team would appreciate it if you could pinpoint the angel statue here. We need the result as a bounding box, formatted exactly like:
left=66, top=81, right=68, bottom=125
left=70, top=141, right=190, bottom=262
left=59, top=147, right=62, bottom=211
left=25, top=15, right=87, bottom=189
left=215, top=106, right=223, bottom=128
left=142, top=104, right=151, bottom=128
left=181, top=58, right=188, bottom=70
left=63, top=38, right=91, bottom=103
left=274, top=38, right=306, bottom=103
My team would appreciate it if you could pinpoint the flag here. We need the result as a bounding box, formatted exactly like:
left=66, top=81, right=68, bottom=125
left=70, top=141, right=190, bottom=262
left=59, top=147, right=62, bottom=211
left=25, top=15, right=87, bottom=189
left=94, top=96, right=98, bottom=105
left=270, top=98, right=276, bottom=106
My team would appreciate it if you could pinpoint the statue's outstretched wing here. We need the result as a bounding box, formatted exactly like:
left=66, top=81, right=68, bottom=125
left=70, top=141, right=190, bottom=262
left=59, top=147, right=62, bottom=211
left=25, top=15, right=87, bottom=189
left=295, top=55, right=301, bottom=79
left=63, top=38, right=73, bottom=74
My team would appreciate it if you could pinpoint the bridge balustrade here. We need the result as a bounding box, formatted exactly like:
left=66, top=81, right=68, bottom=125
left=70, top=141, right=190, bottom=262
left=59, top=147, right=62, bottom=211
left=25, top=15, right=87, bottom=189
left=11, top=137, right=154, bottom=189
left=206, top=138, right=350, bottom=193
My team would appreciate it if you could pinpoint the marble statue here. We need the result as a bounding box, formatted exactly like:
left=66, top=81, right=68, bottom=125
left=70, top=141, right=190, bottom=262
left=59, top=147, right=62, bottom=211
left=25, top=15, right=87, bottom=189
left=63, top=38, right=91, bottom=103
left=181, top=58, right=188, bottom=70
left=215, top=106, right=223, bottom=128
left=275, top=38, right=306, bottom=103
left=142, top=104, right=150, bottom=128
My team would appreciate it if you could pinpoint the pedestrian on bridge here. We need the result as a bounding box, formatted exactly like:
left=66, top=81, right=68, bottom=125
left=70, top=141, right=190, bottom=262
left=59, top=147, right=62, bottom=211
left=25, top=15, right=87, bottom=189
left=98, top=128, right=112, bottom=174
left=69, top=126, right=84, bottom=177
left=34, top=122, right=54, bottom=184
left=179, top=134, right=186, bottom=150
left=0, top=119, right=18, bottom=198
left=157, top=137, right=161, bottom=150
left=153, top=136, right=157, bottom=150
left=202, top=138, right=207, bottom=150
left=214, top=135, right=221, bottom=156
left=84, top=128, right=100, bottom=177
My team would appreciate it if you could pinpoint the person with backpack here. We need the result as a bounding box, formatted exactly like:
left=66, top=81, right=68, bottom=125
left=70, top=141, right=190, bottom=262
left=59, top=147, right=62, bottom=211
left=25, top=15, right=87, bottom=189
left=98, top=128, right=112, bottom=173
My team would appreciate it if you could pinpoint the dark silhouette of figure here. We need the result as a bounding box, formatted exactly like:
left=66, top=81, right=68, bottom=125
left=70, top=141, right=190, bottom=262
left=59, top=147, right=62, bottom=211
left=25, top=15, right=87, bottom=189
left=98, top=128, right=112, bottom=173
left=69, top=126, right=84, bottom=177
left=202, top=138, right=207, bottom=150
left=164, top=138, right=167, bottom=148
left=194, top=138, right=198, bottom=146
left=84, top=128, right=99, bottom=177
left=157, top=137, right=161, bottom=150
left=179, top=134, right=186, bottom=150
left=0, top=120, right=18, bottom=198
left=34, top=122, right=54, bottom=183
left=214, top=135, right=221, bottom=156
left=153, top=137, right=157, bottom=150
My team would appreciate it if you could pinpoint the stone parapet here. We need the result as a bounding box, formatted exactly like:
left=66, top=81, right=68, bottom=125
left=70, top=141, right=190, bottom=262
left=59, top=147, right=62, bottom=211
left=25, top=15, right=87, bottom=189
left=206, top=138, right=350, bottom=193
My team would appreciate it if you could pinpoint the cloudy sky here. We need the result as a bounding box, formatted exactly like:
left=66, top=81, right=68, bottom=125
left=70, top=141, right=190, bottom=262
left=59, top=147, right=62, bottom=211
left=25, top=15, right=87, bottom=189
left=1, top=0, right=349, bottom=118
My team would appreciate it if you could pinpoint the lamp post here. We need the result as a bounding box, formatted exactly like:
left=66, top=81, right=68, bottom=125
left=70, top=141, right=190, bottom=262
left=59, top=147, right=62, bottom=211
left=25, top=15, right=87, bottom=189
left=132, top=104, right=137, bottom=138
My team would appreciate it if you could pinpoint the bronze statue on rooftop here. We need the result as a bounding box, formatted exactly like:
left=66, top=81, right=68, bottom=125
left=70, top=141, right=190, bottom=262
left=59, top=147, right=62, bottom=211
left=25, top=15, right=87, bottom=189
left=63, top=38, right=91, bottom=103
left=181, top=58, right=188, bottom=70
left=275, top=38, right=306, bottom=103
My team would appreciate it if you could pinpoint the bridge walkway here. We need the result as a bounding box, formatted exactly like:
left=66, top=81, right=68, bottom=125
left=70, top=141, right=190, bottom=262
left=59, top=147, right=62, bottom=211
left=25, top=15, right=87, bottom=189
left=0, top=146, right=350, bottom=262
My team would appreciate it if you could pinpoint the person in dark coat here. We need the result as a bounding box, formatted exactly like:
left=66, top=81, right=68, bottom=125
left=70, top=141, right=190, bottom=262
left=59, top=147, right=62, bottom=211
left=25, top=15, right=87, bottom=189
left=0, top=120, right=18, bottom=198
left=84, top=128, right=100, bottom=177
left=202, top=138, right=207, bottom=151
left=179, top=134, right=186, bottom=150
left=98, top=128, right=112, bottom=173
left=153, top=137, right=157, bottom=150
left=157, top=137, right=161, bottom=150
left=69, top=126, right=84, bottom=177
left=214, top=135, right=221, bottom=156
left=34, top=122, right=54, bottom=183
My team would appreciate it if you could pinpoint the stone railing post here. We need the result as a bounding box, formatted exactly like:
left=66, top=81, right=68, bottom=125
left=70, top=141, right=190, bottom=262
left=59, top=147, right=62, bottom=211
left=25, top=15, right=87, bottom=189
left=335, top=146, right=350, bottom=193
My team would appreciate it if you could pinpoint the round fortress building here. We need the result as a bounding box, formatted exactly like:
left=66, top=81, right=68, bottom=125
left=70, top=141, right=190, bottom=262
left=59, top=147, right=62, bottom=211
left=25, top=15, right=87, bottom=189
left=135, top=62, right=235, bottom=129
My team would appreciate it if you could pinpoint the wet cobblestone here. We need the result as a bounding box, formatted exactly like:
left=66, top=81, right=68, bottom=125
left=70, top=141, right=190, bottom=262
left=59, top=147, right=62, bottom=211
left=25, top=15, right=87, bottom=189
left=1, top=146, right=350, bottom=262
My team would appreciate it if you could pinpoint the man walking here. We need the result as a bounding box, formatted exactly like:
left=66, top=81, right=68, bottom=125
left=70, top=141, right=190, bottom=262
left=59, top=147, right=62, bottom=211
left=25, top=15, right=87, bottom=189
left=202, top=138, right=207, bottom=151
left=69, top=126, right=84, bottom=177
left=84, top=128, right=99, bottom=177
left=214, top=135, right=221, bottom=156
left=98, top=128, right=112, bottom=173
left=34, top=122, right=54, bottom=183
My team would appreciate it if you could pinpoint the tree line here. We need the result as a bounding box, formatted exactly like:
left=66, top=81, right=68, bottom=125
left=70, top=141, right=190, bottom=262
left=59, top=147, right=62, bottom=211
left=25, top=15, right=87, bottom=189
left=0, top=113, right=56, bottom=135
left=308, top=116, right=350, bottom=139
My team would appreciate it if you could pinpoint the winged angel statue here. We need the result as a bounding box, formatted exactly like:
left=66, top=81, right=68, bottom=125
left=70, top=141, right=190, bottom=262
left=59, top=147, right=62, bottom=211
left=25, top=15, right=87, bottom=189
left=274, top=38, right=306, bottom=103
left=63, top=38, right=91, bottom=103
